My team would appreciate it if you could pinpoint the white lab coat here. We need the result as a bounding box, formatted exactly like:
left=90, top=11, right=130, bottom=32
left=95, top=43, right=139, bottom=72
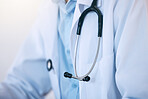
left=1, top=0, right=148, bottom=99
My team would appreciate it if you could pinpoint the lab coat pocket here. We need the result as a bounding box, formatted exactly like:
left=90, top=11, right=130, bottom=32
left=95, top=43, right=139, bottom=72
left=98, top=53, right=115, bottom=87
left=99, top=53, right=114, bottom=76
left=80, top=53, right=119, bottom=99
left=98, top=53, right=120, bottom=99
left=83, top=53, right=114, bottom=83
left=79, top=60, right=102, bottom=99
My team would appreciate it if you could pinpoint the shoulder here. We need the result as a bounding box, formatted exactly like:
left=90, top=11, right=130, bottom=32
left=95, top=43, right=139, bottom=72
left=113, top=0, right=147, bottom=30
left=114, top=0, right=147, bottom=15
left=33, top=0, right=58, bottom=31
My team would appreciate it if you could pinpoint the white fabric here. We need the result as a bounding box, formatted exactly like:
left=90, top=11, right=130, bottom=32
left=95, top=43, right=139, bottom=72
left=1, top=0, right=148, bottom=99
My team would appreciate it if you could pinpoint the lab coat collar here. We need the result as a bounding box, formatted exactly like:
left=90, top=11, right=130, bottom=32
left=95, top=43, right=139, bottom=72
left=77, top=0, right=102, bottom=7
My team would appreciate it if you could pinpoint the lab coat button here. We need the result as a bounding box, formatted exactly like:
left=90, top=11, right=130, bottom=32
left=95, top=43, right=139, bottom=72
left=47, top=59, right=53, bottom=71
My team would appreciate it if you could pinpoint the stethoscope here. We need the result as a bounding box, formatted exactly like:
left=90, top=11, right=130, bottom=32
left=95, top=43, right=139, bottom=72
left=64, top=0, right=103, bottom=82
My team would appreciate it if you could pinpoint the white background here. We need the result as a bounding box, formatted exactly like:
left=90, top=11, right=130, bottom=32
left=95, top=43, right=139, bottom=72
left=0, top=0, right=55, bottom=98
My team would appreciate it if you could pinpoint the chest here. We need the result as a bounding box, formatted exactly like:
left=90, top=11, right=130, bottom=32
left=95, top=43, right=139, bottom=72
left=42, top=0, right=118, bottom=98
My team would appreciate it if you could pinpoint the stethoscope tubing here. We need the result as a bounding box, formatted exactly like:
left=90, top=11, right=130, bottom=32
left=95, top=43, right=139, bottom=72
left=64, top=0, right=103, bottom=82
left=73, top=36, right=101, bottom=81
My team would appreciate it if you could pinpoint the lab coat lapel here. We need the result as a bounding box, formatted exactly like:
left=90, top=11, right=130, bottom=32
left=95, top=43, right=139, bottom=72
left=70, top=0, right=92, bottom=64
left=70, top=3, right=81, bottom=63
left=40, top=0, right=59, bottom=75
left=39, top=0, right=60, bottom=98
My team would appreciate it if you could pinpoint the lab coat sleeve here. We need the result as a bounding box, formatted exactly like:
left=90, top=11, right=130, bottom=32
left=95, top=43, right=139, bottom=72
left=114, top=0, right=148, bottom=98
left=0, top=4, right=52, bottom=99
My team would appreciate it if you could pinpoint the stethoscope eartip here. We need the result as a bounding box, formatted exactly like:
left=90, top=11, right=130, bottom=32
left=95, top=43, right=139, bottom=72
left=64, top=72, right=72, bottom=78
left=82, top=76, right=90, bottom=82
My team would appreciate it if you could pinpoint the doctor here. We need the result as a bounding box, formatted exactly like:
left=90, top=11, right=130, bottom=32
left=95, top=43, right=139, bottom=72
left=0, top=0, right=148, bottom=99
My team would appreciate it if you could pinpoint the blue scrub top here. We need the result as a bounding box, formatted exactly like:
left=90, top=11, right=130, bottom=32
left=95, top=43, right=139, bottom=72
left=58, top=0, right=79, bottom=99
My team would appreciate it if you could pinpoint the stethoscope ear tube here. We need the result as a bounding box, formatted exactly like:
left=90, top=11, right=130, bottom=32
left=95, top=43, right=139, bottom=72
left=64, top=37, right=101, bottom=82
